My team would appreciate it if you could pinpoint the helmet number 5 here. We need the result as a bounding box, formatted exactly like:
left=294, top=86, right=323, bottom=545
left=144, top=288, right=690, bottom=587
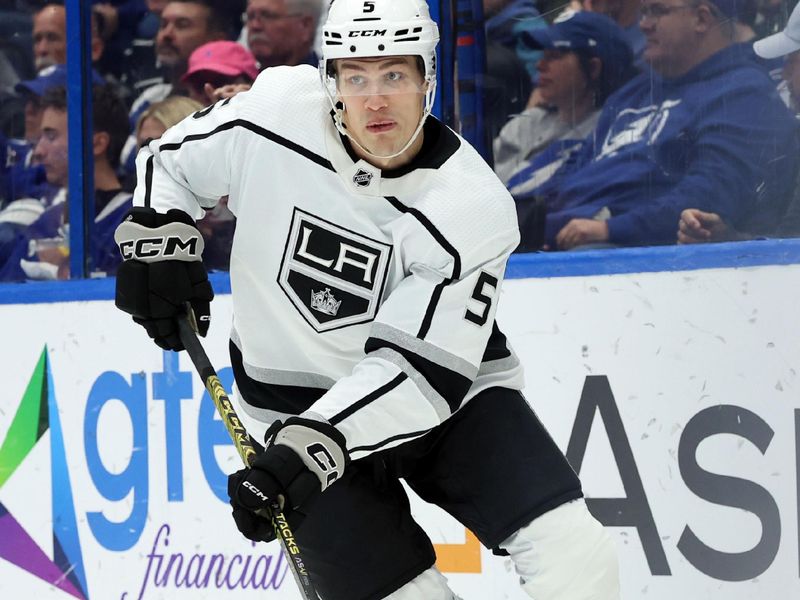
left=363, top=1, right=375, bottom=12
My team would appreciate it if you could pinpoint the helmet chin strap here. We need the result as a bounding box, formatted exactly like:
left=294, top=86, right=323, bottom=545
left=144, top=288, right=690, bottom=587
left=326, top=80, right=437, bottom=163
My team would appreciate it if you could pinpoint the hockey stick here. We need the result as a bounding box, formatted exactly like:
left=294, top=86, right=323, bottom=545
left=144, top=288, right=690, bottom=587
left=177, top=311, right=319, bottom=600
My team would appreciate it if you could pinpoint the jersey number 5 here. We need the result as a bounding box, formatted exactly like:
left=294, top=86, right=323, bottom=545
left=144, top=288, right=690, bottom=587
left=464, top=272, right=498, bottom=327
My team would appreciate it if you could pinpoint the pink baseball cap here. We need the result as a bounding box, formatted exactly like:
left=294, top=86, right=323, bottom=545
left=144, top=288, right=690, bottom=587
left=181, top=41, right=260, bottom=84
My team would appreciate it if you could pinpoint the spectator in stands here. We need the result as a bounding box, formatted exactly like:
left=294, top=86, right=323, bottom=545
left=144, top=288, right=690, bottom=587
left=92, top=0, right=153, bottom=82
left=120, top=0, right=170, bottom=100
left=32, top=3, right=66, bottom=72
left=128, top=0, right=230, bottom=107
left=586, top=0, right=646, bottom=69
left=154, top=0, right=229, bottom=84
left=484, top=0, right=546, bottom=83
left=32, top=4, right=105, bottom=73
left=0, top=84, right=132, bottom=281
left=244, top=0, right=325, bottom=69
left=181, top=40, right=259, bottom=105
left=485, top=0, right=540, bottom=43
left=514, top=0, right=799, bottom=251
left=123, top=0, right=231, bottom=184
left=494, top=11, right=635, bottom=186
left=135, top=95, right=203, bottom=145
left=2, top=64, right=104, bottom=206
left=482, top=0, right=546, bottom=144
left=120, top=0, right=241, bottom=96
left=678, top=0, right=800, bottom=243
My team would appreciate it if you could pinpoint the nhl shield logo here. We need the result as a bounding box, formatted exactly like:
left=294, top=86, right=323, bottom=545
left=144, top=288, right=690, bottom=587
left=353, top=169, right=373, bottom=187
left=279, top=208, right=392, bottom=332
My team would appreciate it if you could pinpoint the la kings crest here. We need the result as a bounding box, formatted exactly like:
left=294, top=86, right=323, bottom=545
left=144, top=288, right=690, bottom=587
left=278, top=208, right=392, bottom=332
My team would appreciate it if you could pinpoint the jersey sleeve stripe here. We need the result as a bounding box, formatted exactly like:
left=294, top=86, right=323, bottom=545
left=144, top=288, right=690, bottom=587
left=477, top=353, right=521, bottom=377
left=368, top=346, right=456, bottom=418
left=328, top=372, right=408, bottom=426
left=233, top=326, right=337, bottom=388
left=158, top=119, right=335, bottom=173
left=349, top=427, right=434, bottom=455
left=230, top=339, right=327, bottom=415
left=369, top=322, right=478, bottom=379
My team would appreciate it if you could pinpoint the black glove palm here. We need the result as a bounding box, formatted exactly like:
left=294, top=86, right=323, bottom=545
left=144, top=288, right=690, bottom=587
left=114, top=207, right=213, bottom=350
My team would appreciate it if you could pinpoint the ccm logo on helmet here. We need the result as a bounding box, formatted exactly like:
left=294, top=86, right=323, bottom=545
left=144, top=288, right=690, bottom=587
left=119, top=236, right=200, bottom=260
left=348, top=29, right=387, bottom=36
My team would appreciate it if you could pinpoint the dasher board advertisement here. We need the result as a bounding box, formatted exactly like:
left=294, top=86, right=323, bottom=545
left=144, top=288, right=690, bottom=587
left=0, top=262, right=798, bottom=599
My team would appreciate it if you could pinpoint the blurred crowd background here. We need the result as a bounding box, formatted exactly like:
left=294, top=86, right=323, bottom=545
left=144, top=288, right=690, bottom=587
left=0, top=0, right=798, bottom=282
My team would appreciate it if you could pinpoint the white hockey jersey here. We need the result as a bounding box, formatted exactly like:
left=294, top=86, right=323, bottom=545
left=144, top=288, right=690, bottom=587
left=134, top=65, right=524, bottom=460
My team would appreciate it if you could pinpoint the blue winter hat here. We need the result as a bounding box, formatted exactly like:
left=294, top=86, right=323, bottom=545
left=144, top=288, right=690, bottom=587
left=521, top=10, right=633, bottom=70
left=15, top=64, right=105, bottom=97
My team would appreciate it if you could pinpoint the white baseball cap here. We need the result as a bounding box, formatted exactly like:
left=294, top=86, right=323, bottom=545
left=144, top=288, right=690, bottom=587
left=754, top=3, right=800, bottom=59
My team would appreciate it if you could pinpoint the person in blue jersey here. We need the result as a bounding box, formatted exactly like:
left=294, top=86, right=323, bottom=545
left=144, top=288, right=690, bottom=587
left=515, top=0, right=799, bottom=251
left=112, top=1, right=621, bottom=598
left=0, top=85, right=131, bottom=282
left=679, top=0, right=800, bottom=243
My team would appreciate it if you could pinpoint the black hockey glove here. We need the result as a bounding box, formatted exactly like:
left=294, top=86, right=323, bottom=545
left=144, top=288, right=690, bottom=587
left=228, top=417, right=349, bottom=543
left=114, top=207, right=213, bottom=351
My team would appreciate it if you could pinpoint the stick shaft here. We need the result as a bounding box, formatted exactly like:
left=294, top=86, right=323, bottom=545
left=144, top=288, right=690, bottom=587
left=177, top=317, right=318, bottom=600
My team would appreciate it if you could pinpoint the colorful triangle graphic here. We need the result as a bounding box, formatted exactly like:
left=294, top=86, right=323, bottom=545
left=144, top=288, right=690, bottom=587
left=0, top=347, right=48, bottom=488
left=0, top=501, right=83, bottom=598
left=0, top=347, right=88, bottom=599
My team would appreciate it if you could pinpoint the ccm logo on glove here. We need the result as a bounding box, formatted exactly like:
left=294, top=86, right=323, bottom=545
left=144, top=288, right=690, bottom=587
left=115, top=219, right=204, bottom=262
left=242, top=481, right=270, bottom=503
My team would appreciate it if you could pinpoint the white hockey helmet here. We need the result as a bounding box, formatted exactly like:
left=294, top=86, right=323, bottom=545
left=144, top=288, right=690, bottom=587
left=320, top=0, right=439, bottom=96
left=321, top=0, right=439, bottom=81
left=320, top=0, right=440, bottom=160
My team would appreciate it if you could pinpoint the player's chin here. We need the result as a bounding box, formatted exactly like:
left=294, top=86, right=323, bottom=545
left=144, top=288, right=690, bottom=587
left=362, top=130, right=395, bottom=145
left=371, top=140, right=404, bottom=156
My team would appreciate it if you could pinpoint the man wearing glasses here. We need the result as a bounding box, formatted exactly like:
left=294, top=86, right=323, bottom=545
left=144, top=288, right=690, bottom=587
left=515, top=0, right=799, bottom=250
left=245, top=0, right=326, bottom=69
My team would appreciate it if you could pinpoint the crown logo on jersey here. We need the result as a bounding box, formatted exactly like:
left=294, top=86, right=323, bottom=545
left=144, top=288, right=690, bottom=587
left=310, top=287, right=342, bottom=316
left=353, top=169, right=373, bottom=187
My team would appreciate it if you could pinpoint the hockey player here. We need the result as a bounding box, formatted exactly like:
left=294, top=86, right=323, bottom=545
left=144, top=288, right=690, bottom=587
left=113, top=0, right=620, bottom=598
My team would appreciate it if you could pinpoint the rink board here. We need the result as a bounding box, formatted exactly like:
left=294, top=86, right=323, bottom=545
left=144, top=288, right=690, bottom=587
left=0, top=259, right=798, bottom=599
